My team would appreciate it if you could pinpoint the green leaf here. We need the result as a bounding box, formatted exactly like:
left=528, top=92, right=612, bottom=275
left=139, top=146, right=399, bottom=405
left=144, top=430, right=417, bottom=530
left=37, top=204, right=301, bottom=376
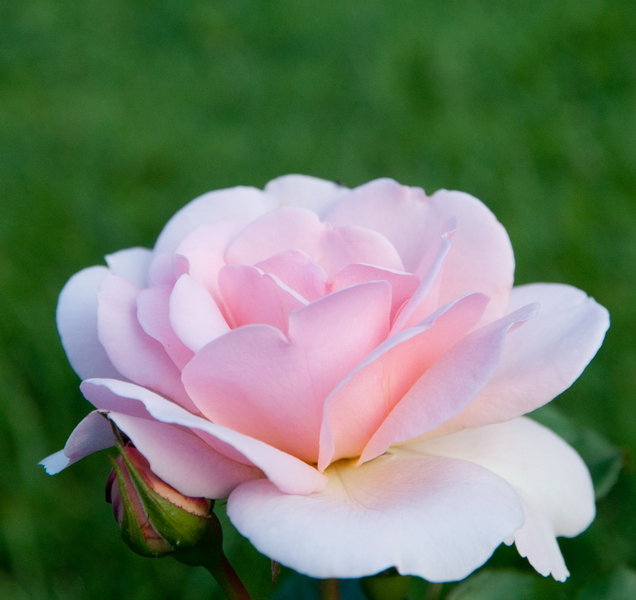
left=530, top=405, right=623, bottom=499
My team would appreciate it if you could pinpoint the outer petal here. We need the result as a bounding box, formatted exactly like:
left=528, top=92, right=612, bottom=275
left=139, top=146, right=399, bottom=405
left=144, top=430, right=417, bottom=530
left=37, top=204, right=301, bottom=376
left=436, top=283, right=610, bottom=435
left=57, top=266, right=123, bottom=380
left=107, top=412, right=262, bottom=499
left=425, top=189, right=514, bottom=323
left=153, top=186, right=275, bottom=256
left=105, top=247, right=153, bottom=288
left=97, top=274, right=198, bottom=412
left=264, top=174, right=348, bottom=216
left=227, top=452, right=524, bottom=581
left=358, top=302, right=539, bottom=464
left=408, top=417, right=595, bottom=581
left=39, top=411, right=115, bottom=474
left=81, top=379, right=327, bottom=496
left=183, top=282, right=392, bottom=463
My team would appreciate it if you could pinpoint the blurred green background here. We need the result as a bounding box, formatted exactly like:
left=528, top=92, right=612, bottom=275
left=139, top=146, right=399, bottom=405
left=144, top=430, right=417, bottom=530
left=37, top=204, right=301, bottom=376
left=1, top=0, right=635, bottom=598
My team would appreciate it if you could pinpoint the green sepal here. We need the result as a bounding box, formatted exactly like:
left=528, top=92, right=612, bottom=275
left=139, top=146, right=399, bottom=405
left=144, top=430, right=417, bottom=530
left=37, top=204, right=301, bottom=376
left=108, top=454, right=174, bottom=558
left=115, top=442, right=212, bottom=552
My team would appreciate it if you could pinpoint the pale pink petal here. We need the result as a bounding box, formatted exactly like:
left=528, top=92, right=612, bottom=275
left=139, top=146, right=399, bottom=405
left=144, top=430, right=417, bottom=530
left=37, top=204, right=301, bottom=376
left=147, top=252, right=177, bottom=287
left=264, top=174, right=348, bottom=216
left=182, top=282, right=392, bottom=463
left=409, top=417, right=595, bottom=581
left=323, top=179, right=432, bottom=273
left=390, top=231, right=452, bottom=333
left=81, top=379, right=327, bottom=495
left=105, top=247, right=153, bottom=288
left=174, top=220, right=248, bottom=298
left=423, top=189, right=514, bottom=323
left=107, top=412, right=262, bottom=499
left=57, top=266, right=123, bottom=380
left=319, top=225, right=405, bottom=276
left=227, top=452, right=524, bottom=581
left=325, top=181, right=514, bottom=322
left=436, top=283, right=610, bottom=435
left=97, top=274, right=198, bottom=412
left=318, top=293, right=490, bottom=470
left=218, top=265, right=306, bottom=332
left=39, top=411, right=115, bottom=474
left=225, top=207, right=323, bottom=267
left=153, top=186, right=275, bottom=256
left=226, top=207, right=404, bottom=278
left=169, top=274, right=230, bottom=352
left=331, top=264, right=420, bottom=321
left=358, top=302, right=539, bottom=464
left=255, top=250, right=328, bottom=302
left=137, top=285, right=194, bottom=369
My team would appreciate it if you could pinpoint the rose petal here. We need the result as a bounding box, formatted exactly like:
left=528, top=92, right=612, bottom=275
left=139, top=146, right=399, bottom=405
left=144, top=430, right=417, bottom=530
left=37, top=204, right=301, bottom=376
left=325, top=181, right=514, bottom=322
left=173, top=220, right=249, bottom=299
left=331, top=263, right=420, bottom=321
left=255, top=250, right=328, bottom=302
left=137, top=284, right=194, bottom=369
left=105, top=247, right=153, bottom=288
left=154, top=186, right=274, bottom=257
left=358, top=302, right=539, bottom=464
left=436, top=283, right=610, bottom=435
left=227, top=452, right=524, bottom=581
left=183, top=282, right=392, bottom=463
left=408, top=417, right=595, bottom=581
left=226, top=207, right=404, bottom=278
left=324, top=179, right=432, bottom=273
left=97, top=274, right=198, bottom=412
left=107, top=412, right=262, bottom=499
left=423, top=189, right=514, bottom=323
left=39, top=411, right=115, bottom=474
left=81, top=378, right=327, bottom=495
left=170, top=274, right=230, bottom=352
left=318, top=292, right=490, bottom=470
left=390, top=229, right=452, bottom=333
left=218, top=265, right=306, bottom=332
left=264, top=174, right=348, bottom=216
left=57, top=266, right=123, bottom=380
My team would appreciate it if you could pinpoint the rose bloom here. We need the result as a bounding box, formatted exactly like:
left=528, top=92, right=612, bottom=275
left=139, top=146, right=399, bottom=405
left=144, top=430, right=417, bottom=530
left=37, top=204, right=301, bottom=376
left=42, top=176, right=608, bottom=582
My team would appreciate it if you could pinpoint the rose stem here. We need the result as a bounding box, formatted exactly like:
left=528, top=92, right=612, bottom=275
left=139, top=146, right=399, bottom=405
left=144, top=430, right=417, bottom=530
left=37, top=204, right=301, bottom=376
left=320, top=579, right=341, bottom=600
left=206, top=554, right=253, bottom=600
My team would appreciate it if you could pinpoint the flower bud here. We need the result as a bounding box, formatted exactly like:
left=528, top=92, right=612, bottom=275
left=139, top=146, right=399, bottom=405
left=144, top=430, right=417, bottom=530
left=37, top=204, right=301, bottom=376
left=106, top=443, right=212, bottom=558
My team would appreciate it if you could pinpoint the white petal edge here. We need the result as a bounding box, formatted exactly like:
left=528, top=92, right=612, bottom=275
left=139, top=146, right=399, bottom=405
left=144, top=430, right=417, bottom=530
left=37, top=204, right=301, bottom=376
left=227, top=452, right=524, bottom=582
left=405, top=417, right=595, bottom=581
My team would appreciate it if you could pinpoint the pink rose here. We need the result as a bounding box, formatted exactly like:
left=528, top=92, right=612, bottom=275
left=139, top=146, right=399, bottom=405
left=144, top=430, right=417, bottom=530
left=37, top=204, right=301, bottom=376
left=42, top=175, right=609, bottom=582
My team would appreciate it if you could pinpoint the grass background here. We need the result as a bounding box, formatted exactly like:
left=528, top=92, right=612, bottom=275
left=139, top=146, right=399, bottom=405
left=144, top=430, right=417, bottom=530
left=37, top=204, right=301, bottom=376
left=1, top=0, right=635, bottom=598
